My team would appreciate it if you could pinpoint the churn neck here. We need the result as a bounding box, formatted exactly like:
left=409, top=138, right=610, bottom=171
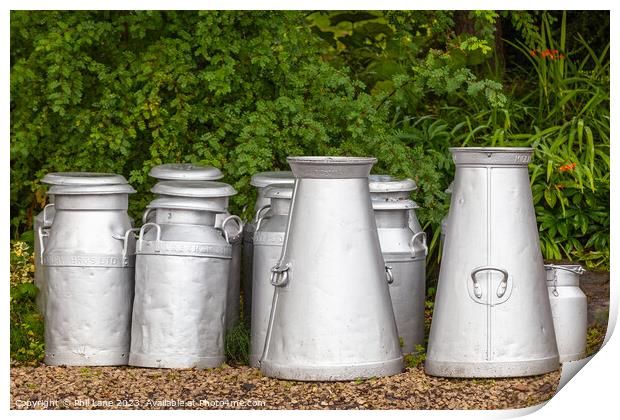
left=450, top=147, right=533, bottom=167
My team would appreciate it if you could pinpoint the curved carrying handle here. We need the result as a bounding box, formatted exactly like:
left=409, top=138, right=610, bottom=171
left=470, top=266, right=510, bottom=299
left=141, top=207, right=155, bottom=224
left=544, top=264, right=586, bottom=276
left=222, top=215, right=244, bottom=244
left=385, top=265, right=394, bottom=285
left=138, top=222, right=162, bottom=253
left=408, top=231, right=428, bottom=258
left=255, top=204, right=272, bottom=231
left=121, top=228, right=140, bottom=265
left=270, top=262, right=291, bottom=287
left=42, top=203, right=55, bottom=227
left=38, top=226, right=50, bottom=264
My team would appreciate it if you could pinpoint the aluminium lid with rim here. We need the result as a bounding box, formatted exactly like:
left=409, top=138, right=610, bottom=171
left=42, top=172, right=128, bottom=186
left=148, top=163, right=224, bottom=181
left=368, top=175, right=417, bottom=193
left=48, top=183, right=136, bottom=195
left=151, top=180, right=237, bottom=198
left=250, top=171, right=294, bottom=188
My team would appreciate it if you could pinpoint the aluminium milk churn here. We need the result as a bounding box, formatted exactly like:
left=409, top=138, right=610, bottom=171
left=369, top=176, right=427, bottom=355
left=249, top=183, right=292, bottom=367
left=545, top=264, right=587, bottom=362
left=35, top=172, right=131, bottom=314
left=40, top=176, right=136, bottom=366
left=144, top=163, right=242, bottom=330
left=242, top=171, right=294, bottom=327
left=425, top=147, right=559, bottom=378
left=260, top=157, right=403, bottom=381
left=129, top=181, right=241, bottom=369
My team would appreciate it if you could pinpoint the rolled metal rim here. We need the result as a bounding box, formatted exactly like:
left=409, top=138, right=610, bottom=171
left=42, top=172, right=128, bottom=186
left=250, top=171, right=294, bottom=188
left=369, top=175, right=417, bottom=193
left=151, top=180, right=237, bottom=198
left=148, top=163, right=223, bottom=181
left=48, top=183, right=136, bottom=195
left=264, top=183, right=294, bottom=199
left=287, top=156, right=377, bottom=178
left=450, top=147, right=534, bottom=166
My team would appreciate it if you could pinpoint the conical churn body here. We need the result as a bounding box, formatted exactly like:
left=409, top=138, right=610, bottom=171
left=260, top=157, right=403, bottom=381
left=425, top=147, right=559, bottom=378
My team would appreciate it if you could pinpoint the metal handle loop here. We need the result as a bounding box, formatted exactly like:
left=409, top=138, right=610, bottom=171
left=42, top=203, right=55, bottom=227
left=121, top=228, right=140, bottom=265
left=38, top=226, right=50, bottom=264
left=142, top=207, right=155, bottom=224
left=222, top=215, right=244, bottom=244
left=270, top=262, right=291, bottom=287
left=255, top=205, right=272, bottom=231
left=385, top=265, right=394, bottom=285
left=409, top=231, right=428, bottom=258
left=544, top=264, right=586, bottom=276
left=138, top=222, right=162, bottom=253
left=470, top=266, right=509, bottom=299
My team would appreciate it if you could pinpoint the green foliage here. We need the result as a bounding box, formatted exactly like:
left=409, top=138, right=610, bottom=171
left=403, top=345, right=426, bottom=368
left=225, top=321, right=250, bottom=366
left=10, top=242, right=45, bottom=365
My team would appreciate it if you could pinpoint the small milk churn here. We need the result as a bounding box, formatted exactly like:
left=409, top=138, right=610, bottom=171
left=369, top=176, right=427, bottom=355
left=260, top=157, right=403, bottom=381
left=425, top=147, right=559, bottom=378
left=249, top=183, right=293, bottom=367
left=545, top=264, right=587, bottom=362
left=35, top=172, right=130, bottom=314
left=41, top=176, right=136, bottom=366
left=242, top=171, right=294, bottom=326
left=129, top=181, right=241, bottom=369
left=145, top=164, right=242, bottom=330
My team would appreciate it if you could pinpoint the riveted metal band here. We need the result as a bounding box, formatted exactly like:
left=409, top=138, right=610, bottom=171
left=42, top=253, right=134, bottom=268
left=253, top=231, right=285, bottom=246
left=136, top=240, right=232, bottom=259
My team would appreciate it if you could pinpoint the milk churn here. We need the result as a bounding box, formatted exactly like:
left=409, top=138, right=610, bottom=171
left=260, top=157, right=403, bottom=381
left=146, top=164, right=242, bottom=330
left=40, top=177, right=136, bottom=366
left=242, top=171, right=294, bottom=326
left=545, top=264, right=587, bottom=362
left=425, top=147, right=559, bottom=377
left=369, top=176, right=427, bottom=355
left=129, top=181, right=241, bottom=369
left=249, top=183, right=292, bottom=367
left=35, top=172, right=131, bottom=314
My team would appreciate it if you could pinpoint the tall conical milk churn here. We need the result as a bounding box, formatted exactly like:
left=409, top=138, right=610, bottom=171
left=144, top=164, right=241, bottom=330
left=242, top=171, right=294, bottom=326
left=40, top=176, right=136, bottom=366
left=249, top=183, right=293, bottom=367
left=260, top=157, right=403, bottom=381
left=369, top=175, right=427, bottom=355
left=129, top=181, right=241, bottom=368
left=545, top=264, right=587, bottom=362
left=35, top=172, right=130, bottom=314
left=425, top=147, right=559, bottom=377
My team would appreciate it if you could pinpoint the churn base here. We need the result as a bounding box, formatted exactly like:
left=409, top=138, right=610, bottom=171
left=260, top=356, right=404, bottom=381
left=424, top=355, right=560, bottom=378
left=128, top=352, right=225, bottom=369
left=45, top=350, right=129, bottom=367
left=559, top=351, right=586, bottom=363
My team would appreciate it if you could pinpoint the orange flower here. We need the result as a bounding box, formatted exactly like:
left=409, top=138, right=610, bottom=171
left=554, top=183, right=565, bottom=190
left=559, top=162, right=577, bottom=172
left=530, top=49, right=537, bottom=57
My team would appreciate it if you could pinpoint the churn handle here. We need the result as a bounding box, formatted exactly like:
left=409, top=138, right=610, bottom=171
left=120, top=228, right=140, bottom=266
left=255, top=205, right=272, bottom=231
left=544, top=264, right=586, bottom=276
left=385, top=265, right=394, bottom=285
left=470, top=266, right=510, bottom=299
left=138, top=223, right=162, bottom=253
left=222, top=215, right=244, bottom=244
left=38, top=226, right=50, bottom=264
left=42, top=203, right=55, bottom=227
left=270, top=262, right=291, bottom=287
left=141, top=208, right=155, bottom=224
left=408, top=231, right=427, bottom=258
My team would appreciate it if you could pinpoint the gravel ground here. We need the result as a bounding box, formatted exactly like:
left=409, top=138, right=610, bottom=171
left=11, top=365, right=560, bottom=410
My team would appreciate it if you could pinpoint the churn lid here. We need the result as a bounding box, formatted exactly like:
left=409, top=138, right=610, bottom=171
left=264, top=183, right=294, bottom=200
left=42, top=172, right=128, bottom=186
left=368, top=175, right=417, bottom=193
left=151, top=180, right=237, bottom=198
left=48, top=183, right=136, bottom=195
left=250, top=171, right=294, bottom=188
left=148, top=163, right=223, bottom=181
